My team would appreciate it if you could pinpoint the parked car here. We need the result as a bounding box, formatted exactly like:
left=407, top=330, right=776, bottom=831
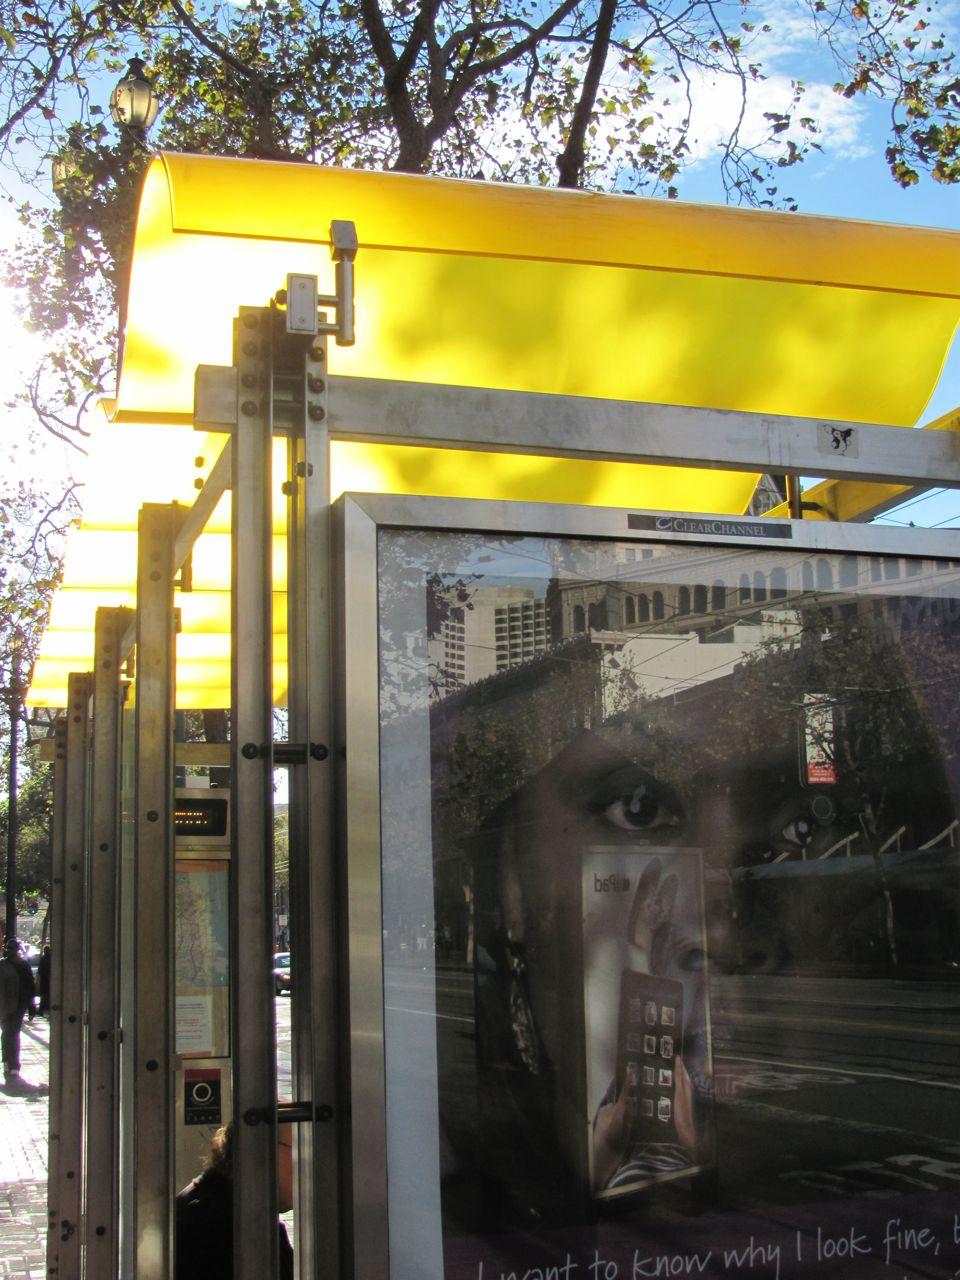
left=273, top=951, right=291, bottom=996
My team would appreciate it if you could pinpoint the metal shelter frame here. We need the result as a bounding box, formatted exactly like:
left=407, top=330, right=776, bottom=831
left=41, top=229, right=960, bottom=1280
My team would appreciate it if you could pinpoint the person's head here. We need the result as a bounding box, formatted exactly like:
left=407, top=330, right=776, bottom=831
left=205, top=1122, right=233, bottom=1177
left=2, top=938, right=19, bottom=959
left=204, top=1119, right=294, bottom=1213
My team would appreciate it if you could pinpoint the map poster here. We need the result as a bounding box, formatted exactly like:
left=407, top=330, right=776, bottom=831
left=175, top=860, right=230, bottom=1058
left=176, top=994, right=214, bottom=1055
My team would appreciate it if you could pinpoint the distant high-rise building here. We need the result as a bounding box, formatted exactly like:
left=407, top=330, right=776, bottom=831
left=430, top=585, right=549, bottom=694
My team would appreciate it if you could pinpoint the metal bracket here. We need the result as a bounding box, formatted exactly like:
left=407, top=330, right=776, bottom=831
left=194, top=364, right=239, bottom=432
left=241, top=741, right=328, bottom=764
left=275, top=220, right=357, bottom=347
left=277, top=1101, right=334, bottom=1124
left=245, top=1101, right=334, bottom=1125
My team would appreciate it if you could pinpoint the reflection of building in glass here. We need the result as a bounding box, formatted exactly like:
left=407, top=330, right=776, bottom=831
left=423, top=543, right=960, bottom=985
left=551, top=550, right=960, bottom=647
left=599, top=628, right=774, bottom=711
left=430, top=585, right=548, bottom=693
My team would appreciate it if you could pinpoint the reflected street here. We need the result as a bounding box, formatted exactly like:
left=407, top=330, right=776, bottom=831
left=384, top=961, right=960, bottom=1207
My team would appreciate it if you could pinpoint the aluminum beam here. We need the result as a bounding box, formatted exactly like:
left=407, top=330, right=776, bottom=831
left=38, top=739, right=230, bottom=767
left=133, top=503, right=177, bottom=1277
left=231, top=309, right=278, bottom=1280
left=764, top=406, right=960, bottom=523
left=333, top=500, right=389, bottom=1280
left=84, top=607, right=133, bottom=1275
left=325, top=376, right=960, bottom=489
left=285, top=335, right=343, bottom=1278
left=173, top=437, right=232, bottom=572
left=45, top=715, right=67, bottom=1278
left=338, top=491, right=960, bottom=560
left=57, top=673, right=90, bottom=1280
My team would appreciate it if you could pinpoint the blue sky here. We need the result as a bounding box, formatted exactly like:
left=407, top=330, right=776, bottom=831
left=658, top=6, right=960, bottom=530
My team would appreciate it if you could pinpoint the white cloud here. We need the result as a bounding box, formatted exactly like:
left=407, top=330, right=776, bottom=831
left=664, top=67, right=869, bottom=168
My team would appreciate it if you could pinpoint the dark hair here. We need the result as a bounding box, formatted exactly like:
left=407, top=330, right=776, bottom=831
left=204, top=1123, right=233, bottom=1178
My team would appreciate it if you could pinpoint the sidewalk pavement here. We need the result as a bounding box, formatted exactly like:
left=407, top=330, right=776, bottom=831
left=0, top=1018, right=50, bottom=1279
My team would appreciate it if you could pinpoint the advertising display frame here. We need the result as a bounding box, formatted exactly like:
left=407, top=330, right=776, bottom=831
left=334, top=490, right=960, bottom=1280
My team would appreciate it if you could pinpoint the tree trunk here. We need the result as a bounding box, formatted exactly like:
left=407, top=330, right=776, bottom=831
left=556, top=0, right=618, bottom=189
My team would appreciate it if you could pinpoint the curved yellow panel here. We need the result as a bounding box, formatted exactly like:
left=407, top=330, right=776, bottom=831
left=328, top=441, right=757, bottom=511
left=164, top=154, right=959, bottom=295
left=117, top=153, right=960, bottom=428
left=29, top=155, right=960, bottom=710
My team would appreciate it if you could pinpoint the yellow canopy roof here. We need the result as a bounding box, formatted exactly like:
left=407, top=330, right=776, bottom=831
left=119, top=153, right=960, bottom=426
left=28, top=154, right=960, bottom=708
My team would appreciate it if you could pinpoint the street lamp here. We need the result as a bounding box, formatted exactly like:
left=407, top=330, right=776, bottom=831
left=3, top=647, right=22, bottom=945
left=110, top=56, right=160, bottom=136
left=50, top=124, right=85, bottom=194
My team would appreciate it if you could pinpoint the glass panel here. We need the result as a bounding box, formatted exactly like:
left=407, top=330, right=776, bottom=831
left=377, top=532, right=960, bottom=1280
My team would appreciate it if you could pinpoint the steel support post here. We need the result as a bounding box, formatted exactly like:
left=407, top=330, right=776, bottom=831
left=46, top=715, right=67, bottom=1279
left=57, top=672, right=91, bottom=1279
left=84, top=606, right=133, bottom=1273
left=231, top=308, right=278, bottom=1280
left=117, top=689, right=137, bottom=1280
left=133, top=504, right=177, bottom=1277
left=333, top=501, right=389, bottom=1280
left=286, top=333, right=342, bottom=1277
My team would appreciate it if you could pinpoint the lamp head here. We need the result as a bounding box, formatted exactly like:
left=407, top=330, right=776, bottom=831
left=110, top=56, right=160, bottom=133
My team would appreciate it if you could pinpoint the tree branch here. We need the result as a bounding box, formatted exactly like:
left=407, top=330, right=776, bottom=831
left=358, top=0, right=430, bottom=168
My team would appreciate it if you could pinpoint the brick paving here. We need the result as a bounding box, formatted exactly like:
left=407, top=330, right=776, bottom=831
left=0, top=1019, right=50, bottom=1279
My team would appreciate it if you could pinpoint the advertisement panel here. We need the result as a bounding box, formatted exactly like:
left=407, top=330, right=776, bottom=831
left=370, top=519, right=960, bottom=1280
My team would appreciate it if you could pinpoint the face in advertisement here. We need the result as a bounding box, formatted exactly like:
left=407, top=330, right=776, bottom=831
left=470, top=726, right=732, bottom=1209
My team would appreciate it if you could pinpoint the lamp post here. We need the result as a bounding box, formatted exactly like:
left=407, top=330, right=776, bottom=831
left=110, top=55, right=160, bottom=139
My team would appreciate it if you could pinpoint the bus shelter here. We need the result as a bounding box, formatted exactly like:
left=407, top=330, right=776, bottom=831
left=27, top=154, right=960, bottom=1280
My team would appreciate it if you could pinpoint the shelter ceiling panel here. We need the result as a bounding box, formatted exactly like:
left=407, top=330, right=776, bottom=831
left=78, top=416, right=225, bottom=526
left=28, top=588, right=289, bottom=709
left=115, top=154, right=960, bottom=428
left=328, top=441, right=759, bottom=512
left=166, top=153, right=958, bottom=295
